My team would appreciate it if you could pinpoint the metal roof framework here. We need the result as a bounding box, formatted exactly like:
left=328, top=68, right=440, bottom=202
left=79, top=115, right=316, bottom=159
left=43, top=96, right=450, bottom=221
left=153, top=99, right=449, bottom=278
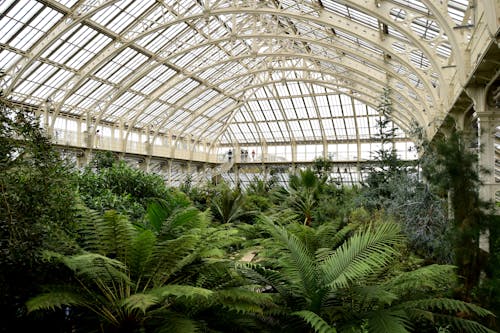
left=0, top=0, right=481, bottom=154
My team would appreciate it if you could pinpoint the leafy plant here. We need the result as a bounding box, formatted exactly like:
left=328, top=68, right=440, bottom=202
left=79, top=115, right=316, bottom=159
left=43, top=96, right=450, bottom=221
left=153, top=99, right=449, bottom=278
left=27, top=206, right=273, bottom=332
left=0, top=101, right=79, bottom=332
left=241, top=217, right=495, bottom=333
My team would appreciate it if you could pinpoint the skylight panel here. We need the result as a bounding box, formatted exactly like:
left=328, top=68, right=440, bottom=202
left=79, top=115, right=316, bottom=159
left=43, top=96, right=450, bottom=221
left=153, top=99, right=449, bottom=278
left=0, top=50, right=21, bottom=69
left=333, top=118, right=347, bottom=139
left=322, top=119, right=335, bottom=138
left=91, top=3, right=123, bottom=26
left=131, top=75, right=158, bottom=94
left=299, top=120, right=313, bottom=139
left=108, top=1, right=154, bottom=34
left=0, top=0, right=15, bottom=13
left=114, top=92, right=142, bottom=108
left=0, top=16, right=24, bottom=44
left=43, top=68, right=73, bottom=89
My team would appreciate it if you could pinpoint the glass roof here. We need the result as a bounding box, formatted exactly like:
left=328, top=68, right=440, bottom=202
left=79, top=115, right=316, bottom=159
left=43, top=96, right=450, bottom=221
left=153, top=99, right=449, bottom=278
left=0, top=0, right=472, bottom=148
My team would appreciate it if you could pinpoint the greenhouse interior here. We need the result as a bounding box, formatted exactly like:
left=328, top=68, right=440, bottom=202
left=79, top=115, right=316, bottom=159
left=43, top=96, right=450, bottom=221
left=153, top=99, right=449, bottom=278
left=1, top=0, right=500, bottom=332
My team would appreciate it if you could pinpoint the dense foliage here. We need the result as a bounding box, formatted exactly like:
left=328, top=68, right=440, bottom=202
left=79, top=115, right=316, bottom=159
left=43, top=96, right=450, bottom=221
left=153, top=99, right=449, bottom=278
left=1, top=100, right=498, bottom=332
left=0, top=101, right=78, bottom=332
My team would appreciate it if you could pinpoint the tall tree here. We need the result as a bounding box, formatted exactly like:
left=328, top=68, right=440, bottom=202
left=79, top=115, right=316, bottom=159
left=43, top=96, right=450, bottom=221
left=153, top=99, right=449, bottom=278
left=421, top=131, right=491, bottom=300
left=0, top=100, right=78, bottom=332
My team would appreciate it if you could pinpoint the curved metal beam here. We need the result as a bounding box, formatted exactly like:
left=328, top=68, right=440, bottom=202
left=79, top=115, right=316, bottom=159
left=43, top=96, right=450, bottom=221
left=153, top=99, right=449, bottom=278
left=195, top=78, right=415, bottom=150
left=154, top=55, right=427, bottom=132
left=89, top=31, right=436, bottom=128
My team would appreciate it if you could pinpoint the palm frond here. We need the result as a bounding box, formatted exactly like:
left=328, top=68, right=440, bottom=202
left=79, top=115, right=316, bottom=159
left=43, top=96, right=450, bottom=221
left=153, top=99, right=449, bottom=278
left=27, top=291, right=88, bottom=313
left=146, top=199, right=170, bottom=233
left=293, top=310, right=337, bottom=333
left=321, top=222, right=403, bottom=290
left=160, top=206, right=207, bottom=239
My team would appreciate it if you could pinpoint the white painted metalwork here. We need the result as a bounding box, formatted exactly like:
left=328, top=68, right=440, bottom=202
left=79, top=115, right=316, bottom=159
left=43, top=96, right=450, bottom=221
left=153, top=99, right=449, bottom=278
left=0, top=0, right=497, bottom=164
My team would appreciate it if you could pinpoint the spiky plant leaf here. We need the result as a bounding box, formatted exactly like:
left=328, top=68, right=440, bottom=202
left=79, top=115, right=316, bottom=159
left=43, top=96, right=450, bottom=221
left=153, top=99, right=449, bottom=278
left=293, top=310, right=337, bottom=333
left=27, top=291, right=88, bottom=313
left=321, top=222, right=403, bottom=290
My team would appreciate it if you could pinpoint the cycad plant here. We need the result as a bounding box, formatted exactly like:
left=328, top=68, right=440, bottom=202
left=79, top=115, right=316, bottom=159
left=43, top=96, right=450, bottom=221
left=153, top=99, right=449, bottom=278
left=277, top=168, right=325, bottom=226
left=27, top=207, right=275, bottom=332
left=241, top=217, right=495, bottom=333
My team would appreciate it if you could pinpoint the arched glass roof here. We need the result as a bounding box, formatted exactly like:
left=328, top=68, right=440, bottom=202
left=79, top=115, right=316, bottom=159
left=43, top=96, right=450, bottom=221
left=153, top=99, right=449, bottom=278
left=0, top=0, right=474, bottom=153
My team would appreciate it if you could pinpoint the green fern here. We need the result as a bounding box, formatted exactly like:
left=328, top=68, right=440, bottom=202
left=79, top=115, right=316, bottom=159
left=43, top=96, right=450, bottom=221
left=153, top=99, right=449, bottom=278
left=27, top=291, right=88, bottom=313
left=293, top=310, right=337, bottom=333
left=321, top=222, right=403, bottom=290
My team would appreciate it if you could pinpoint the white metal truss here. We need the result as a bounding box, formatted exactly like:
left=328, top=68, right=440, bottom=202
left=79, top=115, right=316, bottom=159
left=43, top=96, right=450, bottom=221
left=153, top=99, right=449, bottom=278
left=0, top=0, right=496, bottom=159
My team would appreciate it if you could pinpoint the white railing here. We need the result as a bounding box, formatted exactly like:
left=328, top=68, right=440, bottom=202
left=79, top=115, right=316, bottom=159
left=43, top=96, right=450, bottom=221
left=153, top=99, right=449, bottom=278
left=50, top=129, right=219, bottom=164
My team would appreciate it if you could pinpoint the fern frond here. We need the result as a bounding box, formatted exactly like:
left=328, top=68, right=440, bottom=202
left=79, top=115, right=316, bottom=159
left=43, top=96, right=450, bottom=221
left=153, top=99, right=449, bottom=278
left=430, top=313, right=496, bottom=333
left=62, top=253, right=129, bottom=285
left=401, top=298, right=494, bottom=318
left=321, top=222, right=403, bottom=290
left=264, top=219, right=319, bottom=298
left=152, top=285, right=213, bottom=300
left=293, top=310, right=337, bottom=333
left=149, top=234, right=200, bottom=285
left=122, top=293, right=159, bottom=314
left=366, top=309, right=410, bottom=333
left=27, top=291, right=88, bottom=313
left=237, top=263, right=292, bottom=297
left=384, top=264, right=456, bottom=296
left=127, top=229, right=156, bottom=280
left=213, top=288, right=275, bottom=314
left=99, top=210, right=135, bottom=260
left=75, top=205, right=106, bottom=253
left=156, top=314, right=199, bottom=333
